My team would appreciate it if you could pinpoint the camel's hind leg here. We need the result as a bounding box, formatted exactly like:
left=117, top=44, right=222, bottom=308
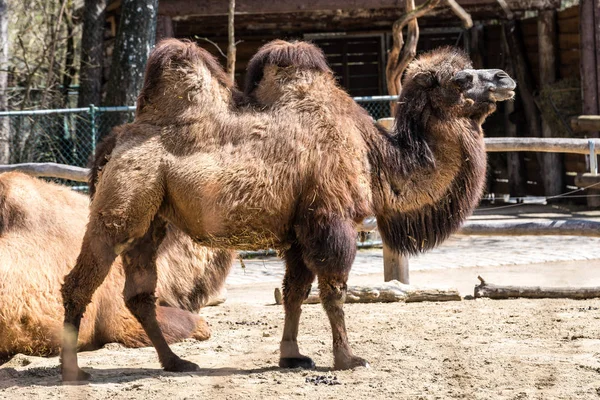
left=279, top=242, right=316, bottom=369
left=296, top=218, right=369, bottom=370
left=121, top=217, right=199, bottom=372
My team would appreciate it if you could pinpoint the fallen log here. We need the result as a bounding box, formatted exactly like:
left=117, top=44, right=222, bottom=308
left=274, top=280, right=461, bottom=304
left=474, top=276, right=600, bottom=300
left=0, top=163, right=89, bottom=182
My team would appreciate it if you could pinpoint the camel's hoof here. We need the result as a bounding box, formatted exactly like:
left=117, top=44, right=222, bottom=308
left=163, top=357, right=200, bottom=373
left=62, top=367, right=91, bottom=382
left=279, top=356, right=316, bottom=369
left=334, top=356, right=370, bottom=370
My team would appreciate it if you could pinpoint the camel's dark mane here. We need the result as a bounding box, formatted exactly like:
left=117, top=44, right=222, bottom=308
left=244, top=40, right=332, bottom=95
left=138, top=39, right=241, bottom=113
left=376, top=142, right=486, bottom=255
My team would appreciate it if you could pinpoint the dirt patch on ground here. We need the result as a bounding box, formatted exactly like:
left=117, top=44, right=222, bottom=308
left=2, top=283, right=600, bottom=399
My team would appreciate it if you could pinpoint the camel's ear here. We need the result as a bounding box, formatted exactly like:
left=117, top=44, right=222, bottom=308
left=413, top=71, right=436, bottom=88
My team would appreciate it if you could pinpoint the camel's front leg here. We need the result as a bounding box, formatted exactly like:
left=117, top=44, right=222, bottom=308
left=61, top=232, right=118, bottom=381
left=122, top=217, right=199, bottom=372
left=61, top=138, right=166, bottom=382
left=279, top=242, right=316, bottom=369
left=296, top=218, right=369, bottom=370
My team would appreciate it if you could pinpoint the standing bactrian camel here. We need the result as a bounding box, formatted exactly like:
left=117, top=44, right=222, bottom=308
left=61, top=39, right=515, bottom=381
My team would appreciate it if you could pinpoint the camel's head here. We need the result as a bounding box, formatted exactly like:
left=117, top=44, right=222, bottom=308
left=244, top=40, right=333, bottom=105
left=401, top=47, right=516, bottom=123
left=137, top=39, right=239, bottom=117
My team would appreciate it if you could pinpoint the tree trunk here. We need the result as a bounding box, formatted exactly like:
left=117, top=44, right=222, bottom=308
left=0, top=0, right=9, bottom=163
left=103, top=0, right=158, bottom=133
left=538, top=9, right=563, bottom=197
left=78, top=0, right=107, bottom=109
left=227, top=0, right=236, bottom=82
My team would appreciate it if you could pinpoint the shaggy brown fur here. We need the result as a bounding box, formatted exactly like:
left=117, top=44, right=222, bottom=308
left=0, top=172, right=233, bottom=364
left=60, top=39, right=514, bottom=380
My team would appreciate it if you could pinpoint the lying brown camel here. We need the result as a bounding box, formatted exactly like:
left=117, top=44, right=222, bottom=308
left=61, top=39, right=515, bottom=381
left=0, top=171, right=233, bottom=364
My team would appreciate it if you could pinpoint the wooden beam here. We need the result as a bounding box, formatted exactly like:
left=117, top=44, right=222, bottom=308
left=580, top=0, right=599, bottom=127
left=484, top=137, right=600, bottom=154
left=155, top=15, right=174, bottom=42
left=0, top=163, right=89, bottom=182
left=158, top=0, right=560, bottom=17
left=571, top=115, right=600, bottom=133
left=538, top=9, right=563, bottom=196
left=574, top=172, right=600, bottom=187
left=460, top=219, right=600, bottom=237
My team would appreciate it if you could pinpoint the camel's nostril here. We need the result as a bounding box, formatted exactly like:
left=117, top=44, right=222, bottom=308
left=495, top=71, right=510, bottom=79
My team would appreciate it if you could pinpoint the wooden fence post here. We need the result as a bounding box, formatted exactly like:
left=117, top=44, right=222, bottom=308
left=383, top=244, right=409, bottom=284
left=538, top=9, right=563, bottom=197
left=580, top=0, right=600, bottom=206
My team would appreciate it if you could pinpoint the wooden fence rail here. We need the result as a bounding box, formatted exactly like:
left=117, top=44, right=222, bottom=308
left=485, top=137, right=600, bottom=155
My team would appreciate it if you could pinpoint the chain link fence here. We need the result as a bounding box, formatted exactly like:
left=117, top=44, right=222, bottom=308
left=0, top=96, right=397, bottom=167
left=0, top=106, right=136, bottom=166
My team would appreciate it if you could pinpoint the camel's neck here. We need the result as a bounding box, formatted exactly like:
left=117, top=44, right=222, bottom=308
left=365, top=106, right=487, bottom=255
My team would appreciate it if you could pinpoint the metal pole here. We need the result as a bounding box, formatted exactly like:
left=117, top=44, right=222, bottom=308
left=89, top=104, right=97, bottom=155
left=590, top=139, right=598, bottom=175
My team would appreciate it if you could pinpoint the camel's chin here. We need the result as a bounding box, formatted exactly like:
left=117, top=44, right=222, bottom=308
left=490, top=90, right=515, bottom=102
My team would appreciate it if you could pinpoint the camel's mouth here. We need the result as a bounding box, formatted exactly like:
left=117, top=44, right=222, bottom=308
left=489, top=88, right=515, bottom=102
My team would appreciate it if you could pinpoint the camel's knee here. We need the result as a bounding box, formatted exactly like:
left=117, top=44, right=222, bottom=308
left=318, top=278, right=348, bottom=309
left=125, top=292, right=157, bottom=320
left=62, top=238, right=116, bottom=315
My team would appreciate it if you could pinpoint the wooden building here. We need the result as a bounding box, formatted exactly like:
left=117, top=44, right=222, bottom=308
left=104, top=0, right=599, bottom=202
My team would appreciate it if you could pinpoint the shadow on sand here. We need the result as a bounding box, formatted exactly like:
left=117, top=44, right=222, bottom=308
left=0, top=363, right=333, bottom=389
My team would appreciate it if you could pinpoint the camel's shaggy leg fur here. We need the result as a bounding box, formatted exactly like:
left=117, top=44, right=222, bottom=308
left=61, top=142, right=168, bottom=381
left=279, top=242, right=316, bottom=369
left=61, top=232, right=119, bottom=381
left=296, top=218, right=369, bottom=370
left=121, top=217, right=200, bottom=372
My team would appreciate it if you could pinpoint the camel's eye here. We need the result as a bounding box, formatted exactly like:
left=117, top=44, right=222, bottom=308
left=413, top=71, right=437, bottom=88
left=452, top=71, right=474, bottom=91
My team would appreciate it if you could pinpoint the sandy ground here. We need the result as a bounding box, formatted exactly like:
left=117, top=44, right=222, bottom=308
left=2, top=260, right=600, bottom=399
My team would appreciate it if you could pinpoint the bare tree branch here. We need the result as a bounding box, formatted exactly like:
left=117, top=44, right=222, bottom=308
left=385, top=0, right=441, bottom=101
left=445, top=0, right=473, bottom=28
left=196, top=36, right=227, bottom=58
left=227, top=0, right=236, bottom=81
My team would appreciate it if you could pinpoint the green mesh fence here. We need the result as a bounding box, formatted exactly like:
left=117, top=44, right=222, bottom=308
left=354, top=95, right=397, bottom=121
left=0, top=106, right=136, bottom=166
left=0, top=96, right=397, bottom=168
